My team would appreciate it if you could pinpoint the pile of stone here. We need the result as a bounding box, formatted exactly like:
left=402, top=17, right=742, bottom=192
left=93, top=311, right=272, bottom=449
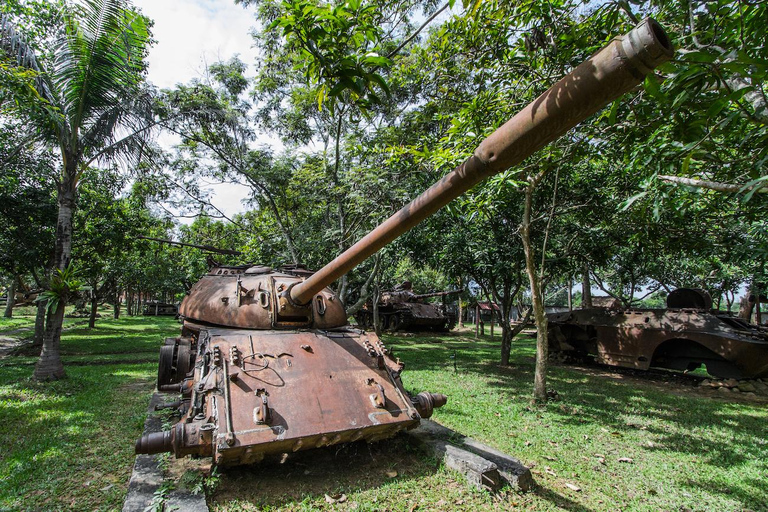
left=699, top=377, right=768, bottom=397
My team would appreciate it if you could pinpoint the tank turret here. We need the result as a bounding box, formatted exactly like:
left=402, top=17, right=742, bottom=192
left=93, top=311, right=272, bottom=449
left=136, top=19, right=673, bottom=466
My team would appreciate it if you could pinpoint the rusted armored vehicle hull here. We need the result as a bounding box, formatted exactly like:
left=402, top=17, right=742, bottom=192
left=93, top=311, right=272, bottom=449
left=355, top=284, right=460, bottom=332
left=548, top=290, right=768, bottom=379
left=147, top=325, right=436, bottom=465
left=356, top=296, right=458, bottom=332
left=137, top=267, right=444, bottom=464
left=142, top=301, right=178, bottom=316
left=136, top=19, right=673, bottom=466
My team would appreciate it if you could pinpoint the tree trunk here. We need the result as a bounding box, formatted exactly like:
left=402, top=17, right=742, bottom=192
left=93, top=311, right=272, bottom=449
left=567, top=276, right=573, bottom=312
left=32, top=299, right=46, bottom=352
left=500, top=326, right=511, bottom=365
left=500, top=294, right=514, bottom=366
left=88, top=293, right=98, bottom=329
left=34, top=172, right=76, bottom=381
left=458, top=277, right=464, bottom=327
left=739, top=284, right=754, bottom=322
left=3, top=275, right=17, bottom=318
left=581, top=262, right=592, bottom=309
left=475, top=305, right=479, bottom=338
left=373, top=286, right=382, bottom=337
left=113, top=296, right=121, bottom=319
left=33, top=301, right=66, bottom=380
left=522, top=185, right=548, bottom=403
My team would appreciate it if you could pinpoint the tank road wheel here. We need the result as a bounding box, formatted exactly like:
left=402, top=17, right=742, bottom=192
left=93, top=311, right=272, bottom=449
left=176, top=343, right=193, bottom=378
left=389, top=314, right=401, bottom=332
left=157, top=344, right=176, bottom=388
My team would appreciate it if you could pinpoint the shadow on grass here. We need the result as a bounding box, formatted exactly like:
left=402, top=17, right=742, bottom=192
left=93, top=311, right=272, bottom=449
left=532, top=483, right=594, bottom=512
left=390, top=333, right=768, bottom=510
left=210, top=435, right=441, bottom=508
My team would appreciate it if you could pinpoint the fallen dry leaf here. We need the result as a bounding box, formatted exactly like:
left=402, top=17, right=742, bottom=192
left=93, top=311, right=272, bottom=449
left=565, top=483, right=581, bottom=492
left=324, top=493, right=347, bottom=504
left=545, top=467, right=557, bottom=477
left=618, top=457, right=634, bottom=463
left=544, top=456, right=557, bottom=461
left=386, top=470, right=398, bottom=478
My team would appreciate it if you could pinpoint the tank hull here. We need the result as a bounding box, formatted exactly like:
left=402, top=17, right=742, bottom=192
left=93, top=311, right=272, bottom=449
left=356, top=303, right=456, bottom=332
left=138, top=322, right=447, bottom=465
left=548, top=308, right=768, bottom=379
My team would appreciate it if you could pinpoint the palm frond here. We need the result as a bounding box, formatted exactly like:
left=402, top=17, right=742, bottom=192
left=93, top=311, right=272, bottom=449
left=53, top=0, right=150, bottom=143
left=81, top=86, right=157, bottom=167
left=0, top=13, right=55, bottom=104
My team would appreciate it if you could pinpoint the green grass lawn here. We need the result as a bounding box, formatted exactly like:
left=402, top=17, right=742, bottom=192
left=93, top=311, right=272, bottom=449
left=0, top=313, right=765, bottom=511
left=388, top=330, right=768, bottom=511
left=0, top=310, right=179, bottom=512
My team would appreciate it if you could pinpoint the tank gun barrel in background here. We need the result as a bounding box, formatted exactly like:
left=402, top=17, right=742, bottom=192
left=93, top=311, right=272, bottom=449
left=290, top=18, right=673, bottom=306
left=137, top=236, right=242, bottom=256
left=413, top=289, right=463, bottom=300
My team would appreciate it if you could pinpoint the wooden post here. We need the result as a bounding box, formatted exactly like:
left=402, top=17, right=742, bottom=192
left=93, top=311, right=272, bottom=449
left=490, top=307, right=494, bottom=338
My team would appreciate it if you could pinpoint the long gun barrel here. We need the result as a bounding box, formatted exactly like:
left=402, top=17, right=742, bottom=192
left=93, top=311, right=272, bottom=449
left=413, top=289, right=463, bottom=300
left=138, top=236, right=242, bottom=256
left=290, top=18, right=673, bottom=305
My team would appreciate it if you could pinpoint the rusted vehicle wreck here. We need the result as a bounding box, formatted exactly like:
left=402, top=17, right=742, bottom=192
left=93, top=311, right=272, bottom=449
left=355, top=282, right=460, bottom=332
left=548, top=288, right=768, bottom=379
left=135, top=19, right=673, bottom=466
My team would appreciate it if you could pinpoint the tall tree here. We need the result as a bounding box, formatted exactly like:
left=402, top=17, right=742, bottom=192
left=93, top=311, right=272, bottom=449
left=0, top=0, right=154, bottom=380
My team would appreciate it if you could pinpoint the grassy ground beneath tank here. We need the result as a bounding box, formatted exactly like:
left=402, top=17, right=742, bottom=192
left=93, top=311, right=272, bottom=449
left=0, top=313, right=765, bottom=511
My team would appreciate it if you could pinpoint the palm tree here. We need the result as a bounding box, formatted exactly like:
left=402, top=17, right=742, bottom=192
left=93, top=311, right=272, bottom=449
left=1, top=0, right=155, bottom=380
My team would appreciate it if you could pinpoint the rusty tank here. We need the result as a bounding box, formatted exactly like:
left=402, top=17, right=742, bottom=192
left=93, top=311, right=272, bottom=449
left=548, top=288, right=768, bottom=379
left=355, top=282, right=460, bottom=331
left=142, top=301, right=179, bottom=316
left=135, top=18, right=673, bottom=466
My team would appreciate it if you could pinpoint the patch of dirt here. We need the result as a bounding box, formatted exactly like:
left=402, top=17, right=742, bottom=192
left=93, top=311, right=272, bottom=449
left=194, top=435, right=436, bottom=508
left=118, top=379, right=155, bottom=392
left=0, top=333, right=31, bottom=358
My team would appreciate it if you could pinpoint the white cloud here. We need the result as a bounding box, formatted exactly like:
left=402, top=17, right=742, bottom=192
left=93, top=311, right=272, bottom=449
left=134, top=0, right=260, bottom=88
left=133, top=0, right=261, bottom=219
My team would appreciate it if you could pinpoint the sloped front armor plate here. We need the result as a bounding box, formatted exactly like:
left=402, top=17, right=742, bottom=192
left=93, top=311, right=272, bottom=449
left=197, top=328, right=418, bottom=466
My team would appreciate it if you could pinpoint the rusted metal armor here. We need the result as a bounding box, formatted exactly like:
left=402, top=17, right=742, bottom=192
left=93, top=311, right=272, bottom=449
left=355, top=282, right=460, bottom=331
left=548, top=288, right=768, bottom=378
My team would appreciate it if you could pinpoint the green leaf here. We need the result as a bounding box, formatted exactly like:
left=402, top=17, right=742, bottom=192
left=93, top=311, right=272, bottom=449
left=643, top=74, right=664, bottom=101
left=608, top=99, right=620, bottom=125
left=619, top=191, right=648, bottom=211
